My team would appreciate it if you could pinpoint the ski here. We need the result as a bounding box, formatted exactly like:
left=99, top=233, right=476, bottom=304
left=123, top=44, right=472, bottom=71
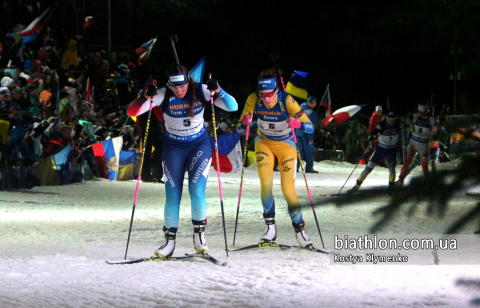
left=106, top=253, right=227, bottom=266
left=105, top=255, right=193, bottom=265
left=230, top=242, right=329, bottom=254
left=184, top=253, right=228, bottom=266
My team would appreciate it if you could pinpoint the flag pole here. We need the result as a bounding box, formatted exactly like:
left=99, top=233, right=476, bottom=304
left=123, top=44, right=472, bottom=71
left=315, top=84, right=330, bottom=117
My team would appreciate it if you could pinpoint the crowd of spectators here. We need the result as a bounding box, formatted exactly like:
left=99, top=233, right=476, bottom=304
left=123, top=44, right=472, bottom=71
left=0, top=6, right=454, bottom=190
left=0, top=18, right=143, bottom=189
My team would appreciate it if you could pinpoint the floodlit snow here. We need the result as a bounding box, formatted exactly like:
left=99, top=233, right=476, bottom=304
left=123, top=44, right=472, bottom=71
left=1, top=160, right=479, bottom=307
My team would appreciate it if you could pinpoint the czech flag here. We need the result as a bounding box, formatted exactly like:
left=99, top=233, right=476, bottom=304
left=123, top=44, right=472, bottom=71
left=285, top=70, right=308, bottom=100
left=20, top=2, right=59, bottom=37
left=320, top=85, right=332, bottom=117
left=136, top=37, right=157, bottom=65
left=322, top=104, right=368, bottom=126
left=92, top=136, right=123, bottom=180
left=210, top=132, right=243, bottom=173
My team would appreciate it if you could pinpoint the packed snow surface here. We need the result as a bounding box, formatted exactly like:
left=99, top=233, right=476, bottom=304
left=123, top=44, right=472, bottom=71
left=1, top=161, right=479, bottom=307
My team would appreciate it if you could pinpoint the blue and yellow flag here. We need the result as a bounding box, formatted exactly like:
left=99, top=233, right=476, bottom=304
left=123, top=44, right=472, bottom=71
left=285, top=70, right=308, bottom=100
left=117, top=150, right=136, bottom=181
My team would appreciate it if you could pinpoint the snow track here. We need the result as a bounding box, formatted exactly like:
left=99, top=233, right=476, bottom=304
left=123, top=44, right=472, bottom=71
left=1, top=161, right=478, bottom=307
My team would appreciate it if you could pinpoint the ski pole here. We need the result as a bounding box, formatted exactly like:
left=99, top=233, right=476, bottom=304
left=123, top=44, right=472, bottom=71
left=124, top=81, right=156, bottom=260
left=290, top=113, right=325, bottom=249
left=232, top=113, right=252, bottom=246
left=209, top=73, right=230, bottom=258
left=270, top=51, right=324, bottom=248
left=338, top=147, right=370, bottom=195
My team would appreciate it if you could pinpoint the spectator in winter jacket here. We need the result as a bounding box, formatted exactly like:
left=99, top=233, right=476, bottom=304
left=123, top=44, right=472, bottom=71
left=296, top=95, right=318, bottom=173
left=61, top=39, right=80, bottom=70
left=39, top=90, right=54, bottom=119
left=346, top=120, right=366, bottom=163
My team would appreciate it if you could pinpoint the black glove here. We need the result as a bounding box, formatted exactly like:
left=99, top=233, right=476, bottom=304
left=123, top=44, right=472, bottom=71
left=145, top=84, right=157, bottom=97
left=368, top=140, right=374, bottom=149
left=207, top=79, right=219, bottom=91
left=368, top=134, right=376, bottom=142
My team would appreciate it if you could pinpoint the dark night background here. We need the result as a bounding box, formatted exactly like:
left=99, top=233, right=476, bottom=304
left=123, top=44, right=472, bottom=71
left=4, top=0, right=480, bottom=119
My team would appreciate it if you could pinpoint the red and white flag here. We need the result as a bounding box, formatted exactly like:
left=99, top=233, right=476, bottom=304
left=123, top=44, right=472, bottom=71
left=320, top=84, right=332, bottom=117
left=20, top=3, right=58, bottom=37
left=322, top=104, right=368, bottom=126
left=85, top=77, right=93, bottom=104
left=210, top=132, right=243, bottom=173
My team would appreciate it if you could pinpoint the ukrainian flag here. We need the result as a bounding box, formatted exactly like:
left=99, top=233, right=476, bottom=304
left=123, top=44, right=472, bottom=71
left=285, top=70, right=308, bottom=100
left=118, top=150, right=136, bottom=181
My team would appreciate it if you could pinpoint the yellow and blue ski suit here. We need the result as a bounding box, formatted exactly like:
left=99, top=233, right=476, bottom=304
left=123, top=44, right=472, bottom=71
left=238, top=91, right=313, bottom=223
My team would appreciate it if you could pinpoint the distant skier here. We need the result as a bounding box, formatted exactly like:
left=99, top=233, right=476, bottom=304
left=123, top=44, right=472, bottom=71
left=395, top=104, right=437, bottom=187
left=405, top=123, right=443, bottom=175
left=348, top=110, right=400, bottom=194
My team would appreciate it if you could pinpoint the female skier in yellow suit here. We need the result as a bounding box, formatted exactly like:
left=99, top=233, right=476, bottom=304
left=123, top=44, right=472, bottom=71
left=237, top=71, right=314, bottom=247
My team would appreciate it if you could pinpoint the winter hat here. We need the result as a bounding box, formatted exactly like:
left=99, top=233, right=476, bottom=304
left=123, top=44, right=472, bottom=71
left=1, top=76, right=14, bottom=88
left=375, top=105, right=382, bottom=112
left=307, top=96, right=317, bottom=104
left=418, top=104, right=427, bottom=112
left=25, top=83, right=37, bottom=93
left=386, top=110, right=397, bottom=119
left=39, top=90, right=52, bottom=103
left=19, top=72, right=31, bottom=80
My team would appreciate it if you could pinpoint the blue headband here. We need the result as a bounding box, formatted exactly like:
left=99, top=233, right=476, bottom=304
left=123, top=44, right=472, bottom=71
left=167, top=73, right=189, bottom=86
left=258, top=78, right=277, bottom=91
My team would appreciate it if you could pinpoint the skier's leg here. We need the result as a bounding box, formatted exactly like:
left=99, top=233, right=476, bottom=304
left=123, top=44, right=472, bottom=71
left=398, top=141, right=417, bottom=183
left=385, top=148, right=397, bottom=186
left=275, top=139, right=302, bottom=224
left=275, top=139, right=313, bottom=247
left=430, top=147, right=440, bottom=172
left=186, top=140, right=212, bottom=253
left=255, top=138, right=277, bottom=241
left=162, top=142, right=187, bottom=230
left=255, top=138, right=276, bottom=216
left=418, top=143, right=430, bottom=176
left=407, top=152, right=421, bottom=175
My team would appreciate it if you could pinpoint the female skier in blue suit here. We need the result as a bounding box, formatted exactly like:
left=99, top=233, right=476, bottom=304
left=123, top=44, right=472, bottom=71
left=127, top=64, right=238, bottom=257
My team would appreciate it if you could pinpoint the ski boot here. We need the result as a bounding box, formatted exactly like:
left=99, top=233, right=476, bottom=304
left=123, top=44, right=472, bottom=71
left=293, top=220, right=313, bottom=248
left=193, top=220, right=208, bottom=254
left=393, top=177, right=405, bottom=187
left=155, top=227, right=177, bottom=258
left=260, top=215, right=277, bottom=242
left=347, top=179, right=362, bottom=194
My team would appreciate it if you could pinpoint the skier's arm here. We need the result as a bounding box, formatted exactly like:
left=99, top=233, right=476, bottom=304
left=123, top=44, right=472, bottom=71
left=237, top=93, right=256, bottom=133
left=126, top=87, right=166, bottom=117
left=286, top=95, right=314, bottom=133
left=370, top=122, right=384, bottom=138
left=308, top=112, right=317, bottom=142
left=201, top=84, right=237, bottom=112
